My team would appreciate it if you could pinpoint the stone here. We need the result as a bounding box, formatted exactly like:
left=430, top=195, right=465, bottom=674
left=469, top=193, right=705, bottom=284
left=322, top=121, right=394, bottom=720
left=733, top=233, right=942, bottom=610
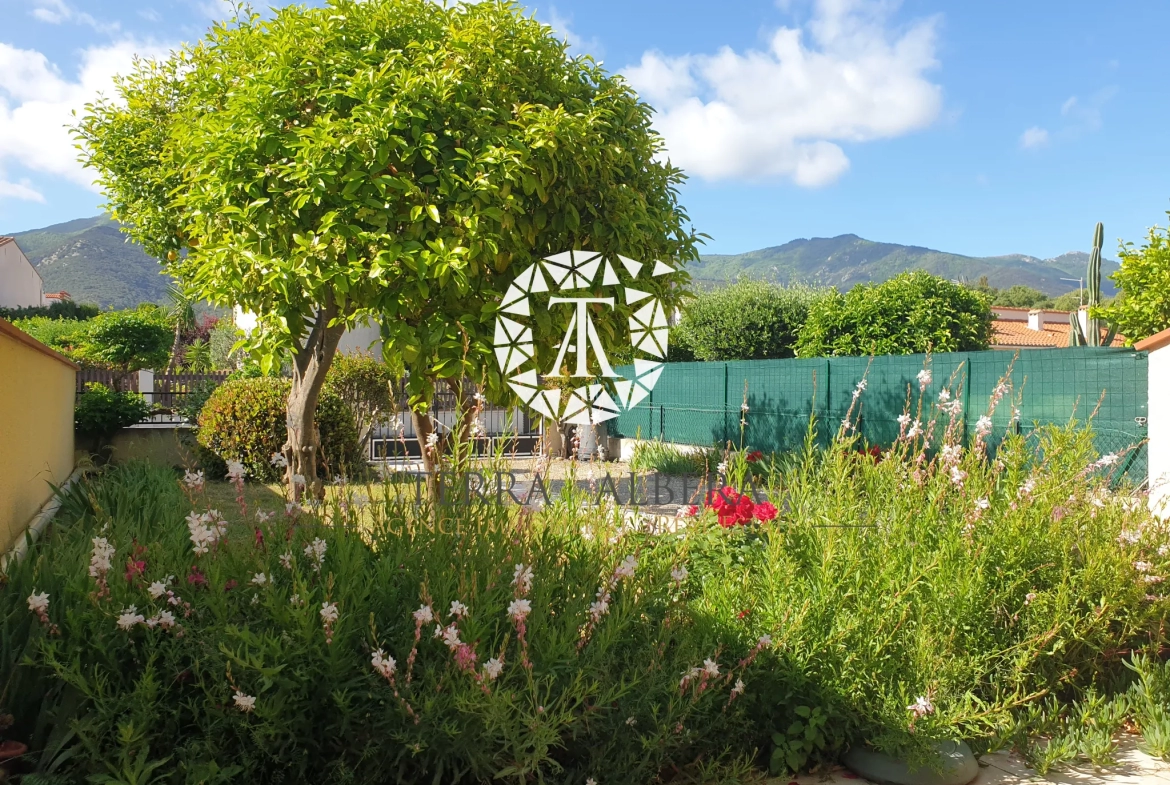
left=844, top=740, right=979, bottom=785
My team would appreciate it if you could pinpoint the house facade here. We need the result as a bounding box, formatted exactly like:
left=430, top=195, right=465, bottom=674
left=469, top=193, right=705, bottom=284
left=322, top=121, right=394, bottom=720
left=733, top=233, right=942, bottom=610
left=0, top=237, right=44, bottom=309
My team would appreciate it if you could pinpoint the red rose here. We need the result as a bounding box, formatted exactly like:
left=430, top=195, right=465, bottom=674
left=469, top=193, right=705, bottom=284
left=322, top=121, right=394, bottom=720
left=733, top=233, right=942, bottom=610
left=735, top=497, right=755, bottom=523
left=755, top=501, right=778, bottom=521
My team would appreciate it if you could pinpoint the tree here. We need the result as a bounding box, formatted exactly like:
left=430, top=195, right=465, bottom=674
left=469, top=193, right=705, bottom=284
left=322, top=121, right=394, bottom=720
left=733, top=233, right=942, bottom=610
left=325, top=352, right=399, bottom=456
left=795, top=271, right=992, bottom=357
left=1094, top=219, right=1170, bottom=343
left=671, top=280, right=825, bottom=361
left=163, top=282, right=198, bottom=375
left=992, top=285, right=1052, bottom=309
left=72, top=309, right=172, bottom=382
left=77, top=0, right=697, bottom=498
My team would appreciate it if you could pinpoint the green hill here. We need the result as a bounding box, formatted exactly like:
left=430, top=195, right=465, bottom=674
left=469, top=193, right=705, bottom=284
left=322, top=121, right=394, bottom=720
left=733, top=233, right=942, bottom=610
left=693, top=234, right=1118, bottom=297
left=3, top=217, right=1115, bottom=308
left=9, top=215, right=174, bottom=309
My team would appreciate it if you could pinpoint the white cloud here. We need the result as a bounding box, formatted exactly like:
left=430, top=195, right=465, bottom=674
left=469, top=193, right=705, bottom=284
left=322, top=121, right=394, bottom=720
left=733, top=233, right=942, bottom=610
left=0, top=39, right=173, bottom=201
left=1019, top=126, right=1049, bottom=149
left=624, top=0, right=942, bottom=186
left=0, top=178, right=45, bottom=202
left=29, top=0, right=121, bottom=34
left=546, top=8, right=604, bottom=59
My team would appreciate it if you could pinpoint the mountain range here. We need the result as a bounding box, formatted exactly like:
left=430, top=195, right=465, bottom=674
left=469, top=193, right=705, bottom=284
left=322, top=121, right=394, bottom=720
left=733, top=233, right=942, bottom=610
left=4, top=215, right=1116, bottom=309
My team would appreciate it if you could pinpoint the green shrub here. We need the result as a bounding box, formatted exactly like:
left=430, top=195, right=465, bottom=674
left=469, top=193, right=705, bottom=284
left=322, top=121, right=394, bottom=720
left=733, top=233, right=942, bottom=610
left=11, top=316, right=89, bottom=353
left=1095, top=219, right=1170, bottom=343
left=0, top=300, right=100, bottom=322
left=196, top=377, right=362, bottom=481
left=672, top=280, right=826, bottom=361
left=628, top=439, right=717, bottom=475
left=73, top=309, right=172, bottom=375
left=73, top=382, right=151, bottom=439
left=796, top=271, right=993, bottom=357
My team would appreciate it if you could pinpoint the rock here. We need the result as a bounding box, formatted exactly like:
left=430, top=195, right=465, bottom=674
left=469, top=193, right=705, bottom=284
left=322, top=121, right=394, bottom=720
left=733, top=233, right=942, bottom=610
left=843, top=740, right=979, bottom=785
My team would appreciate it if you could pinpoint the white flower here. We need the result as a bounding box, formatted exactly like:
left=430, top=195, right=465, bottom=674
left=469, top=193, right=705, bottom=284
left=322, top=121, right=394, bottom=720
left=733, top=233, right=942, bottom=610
left=413, top=604, right=434, bottom=624
left=270, top=452, right=288, bottom=468
left=154, top=610, right=176, bottom=629
left=89, top=537, right=115, bottom=578
left=116, top=606, right=145, bottom=631
left=285, top=502, right=301, bottom=517
left=741, top=401, right=750, bottom=413
left=1144, top=575, right=1165, bottom=584
left=852, top=380, right=867, bottom=399
left=251, top=573, right=268, bottom=586
left=613, top=555, right=637, bottom=581
left=507, top=598, right=531, bottom=622
left=186, top=512, right=216, bottom=556
left=941, top=444, right=961, bottom=465
left=226, top=460, right=246, bottom=482
left=449, top=600, right=468, bottom=618
left=182, top=469, right=205, bottom=490
left=148, top=581, right=168, bottom=599
left=233, top=691, right=256, bottom=713
left=433, top=624, right=443, bottom=639
left=897, top=413, right=911, bottom=428
left=483, top=657, right=504, bottom=680
left=256, top=510, right=274, bottom=523
left=731, top=678, right=745, bottom=696
left=1135, top=561, right=1154, bottom=573
left=626, top=716, right=637, bottom=726
left=907, top=420, right=923, bottom=439
left=586, top=779, right=597, bottom=785
left=304, top=538, right=327, bottom=571
left=950, top=466, right=967, bottom=487
left=916, top=369, right=932, bottom=390
left=1011, top=407, right=1022, bottom=422
left=907, top=695, right=934, bottom=718
left=469, top=419, right=484, bottom=438
left=441, top=624, right=462, bottom=649
left=473, top=391, right=487, bottom=404
left=757, top=634, right=772, bottom=648
left=938, top=389, right=951, bottom=403
left=975, top=415, right=993, bottom=437
left=512, top=563, right=534, bottom=594
left=702, top=658, right=720, bottom=677
left=291, top=473, right=306, bottom=488
left=589, top=592, right=611, bottom=621
left=320, top=602, right=339, bottom=624
left=425, top=431, right=439, bottom=449
left=289, top=594, right=302, bottom=606
left=671, top=565, right=689, bottom=583
left=974, top=497, right=990, bottom=511
left=279, top=551, right=293, bottom=570
left=27, top=591, right=49, bottom=614
left=1018, top=478, right=1037, bottom=498
left=371, top=649, right=396, bottom=679
left=717, top=461, right=728, bottom=475
left=1094, top=454, right=1120, bottom=468
left=1024, top=592, right=1036, bottom=605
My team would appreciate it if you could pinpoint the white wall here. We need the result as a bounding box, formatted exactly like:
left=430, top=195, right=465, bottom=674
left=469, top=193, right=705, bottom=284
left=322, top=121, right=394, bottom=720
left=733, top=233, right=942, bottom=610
left=1148, top=340, right=1170, bottom=518
left=0, top=240, right=43, bottom=309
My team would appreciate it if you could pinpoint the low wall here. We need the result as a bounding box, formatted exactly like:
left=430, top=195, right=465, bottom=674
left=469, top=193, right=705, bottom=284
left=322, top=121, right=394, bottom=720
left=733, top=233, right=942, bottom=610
left=109, top=425, right=201, bottom=469
left=0, top=318, right=77, bottom=553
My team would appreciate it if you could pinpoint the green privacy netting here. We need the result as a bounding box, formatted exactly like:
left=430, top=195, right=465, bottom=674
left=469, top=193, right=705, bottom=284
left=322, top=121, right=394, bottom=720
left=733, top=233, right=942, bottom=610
left=610, top=348, right=1149, bottom=484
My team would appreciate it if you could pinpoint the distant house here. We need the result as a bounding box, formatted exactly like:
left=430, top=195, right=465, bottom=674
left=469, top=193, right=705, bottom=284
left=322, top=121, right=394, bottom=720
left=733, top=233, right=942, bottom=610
left=45, top=291, right=71, bottom=303
left=0, top=237, right=44, bottom=309
left=990, top=306, right=1125, bottom=349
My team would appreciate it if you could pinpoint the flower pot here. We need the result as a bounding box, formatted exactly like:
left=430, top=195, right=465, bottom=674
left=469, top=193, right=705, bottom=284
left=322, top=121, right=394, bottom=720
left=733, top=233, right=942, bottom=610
left=0, top=739, right=28, bottom=774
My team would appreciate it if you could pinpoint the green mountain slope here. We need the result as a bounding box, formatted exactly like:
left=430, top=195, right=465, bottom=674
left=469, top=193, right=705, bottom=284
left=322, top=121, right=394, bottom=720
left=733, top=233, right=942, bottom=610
left=3, top=217, right=1115, bottom=308
left=693, top=234, right=1118, bottom=296
left=8, top=215, right=174, bottom=309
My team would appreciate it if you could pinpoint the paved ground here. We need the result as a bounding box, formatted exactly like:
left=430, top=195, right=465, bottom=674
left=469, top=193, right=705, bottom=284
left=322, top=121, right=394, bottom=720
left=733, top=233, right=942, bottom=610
left=769, top=741, right=1170, bottom=785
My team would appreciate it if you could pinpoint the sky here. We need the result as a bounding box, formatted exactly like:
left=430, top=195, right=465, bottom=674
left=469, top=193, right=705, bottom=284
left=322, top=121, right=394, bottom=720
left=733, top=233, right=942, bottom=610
left=1, top=0, right=1168, bottom=260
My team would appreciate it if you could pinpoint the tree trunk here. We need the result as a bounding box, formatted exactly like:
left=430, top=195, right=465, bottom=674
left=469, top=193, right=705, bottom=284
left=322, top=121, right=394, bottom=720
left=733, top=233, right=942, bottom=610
left=165, top=323, right=182, bottom=376
left=411, top=408, right=440, bottom=502
left=284, top=300, right=347, bottom=501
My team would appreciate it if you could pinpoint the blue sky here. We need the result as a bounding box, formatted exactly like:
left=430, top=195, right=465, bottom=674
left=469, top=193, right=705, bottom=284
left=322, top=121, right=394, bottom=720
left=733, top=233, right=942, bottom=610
left=1, top=0, right=1168, bottom=261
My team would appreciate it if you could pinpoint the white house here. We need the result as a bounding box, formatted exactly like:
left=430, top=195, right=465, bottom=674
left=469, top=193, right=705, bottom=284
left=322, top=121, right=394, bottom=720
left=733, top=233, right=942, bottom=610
left=0, top=237, right=44, bottom=309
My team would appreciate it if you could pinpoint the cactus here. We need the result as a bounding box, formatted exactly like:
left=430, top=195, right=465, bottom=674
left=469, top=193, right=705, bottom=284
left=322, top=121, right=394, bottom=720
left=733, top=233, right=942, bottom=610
left=1069, top=222, right=1105, bottom=347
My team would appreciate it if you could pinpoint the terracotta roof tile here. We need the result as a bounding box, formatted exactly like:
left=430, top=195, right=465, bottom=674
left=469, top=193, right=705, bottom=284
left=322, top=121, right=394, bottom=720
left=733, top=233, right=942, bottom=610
left=0, top=236, right=13, bottom=247
left=991, top=320, right=1125, bottom=349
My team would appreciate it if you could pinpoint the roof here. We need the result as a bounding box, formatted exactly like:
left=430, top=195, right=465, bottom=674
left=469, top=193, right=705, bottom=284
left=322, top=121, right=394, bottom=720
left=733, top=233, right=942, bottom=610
left=991, top=319, right=1125, bottom=349
left=1136, top=328, right=1170, bottom=353
left=0, top=236, right=13, bottom=247
left=0, top=318, right=80, bottom=370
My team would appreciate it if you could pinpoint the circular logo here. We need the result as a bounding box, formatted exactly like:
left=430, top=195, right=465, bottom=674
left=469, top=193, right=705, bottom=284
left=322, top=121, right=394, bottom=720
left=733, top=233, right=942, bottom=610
left=493, top=250, right=675, bottom=425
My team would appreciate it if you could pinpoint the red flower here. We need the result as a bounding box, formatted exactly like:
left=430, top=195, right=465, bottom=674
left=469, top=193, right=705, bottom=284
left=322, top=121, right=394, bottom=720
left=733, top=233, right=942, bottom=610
left=746, top=450, right=763, bottom=463
left=187, top=566, right=208, bottom=587
left=735, top=496, right=755, bottom=523
left=755, top=501, right=778, bottom=522
left=124, top=558, right=146, bottom=583
left=223, top=579, right=238, bottom=592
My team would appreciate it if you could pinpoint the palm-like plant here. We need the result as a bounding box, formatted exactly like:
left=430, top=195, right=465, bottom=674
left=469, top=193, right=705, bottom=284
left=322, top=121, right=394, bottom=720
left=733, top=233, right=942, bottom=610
left=164, top=282, right=197, bottom=375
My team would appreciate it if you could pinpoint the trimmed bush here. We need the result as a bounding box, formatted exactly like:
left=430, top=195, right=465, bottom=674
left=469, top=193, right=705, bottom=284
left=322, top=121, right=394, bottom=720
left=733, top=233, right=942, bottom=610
left=671, top=280, right=826, bottom=361
left=196, top=377, right=362, bottom=481
left=796, top=271, right=993, bottom=357
left=73, top=382, right=151, bottom=440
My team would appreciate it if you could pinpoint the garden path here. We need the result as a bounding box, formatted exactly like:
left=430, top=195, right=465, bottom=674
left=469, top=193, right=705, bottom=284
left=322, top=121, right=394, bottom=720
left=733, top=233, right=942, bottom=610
left=772, top=740, right=1170, bottom=785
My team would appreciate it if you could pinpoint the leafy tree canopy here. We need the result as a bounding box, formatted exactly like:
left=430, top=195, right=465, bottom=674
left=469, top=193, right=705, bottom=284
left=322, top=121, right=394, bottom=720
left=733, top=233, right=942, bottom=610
left=76, top=0, right=697, bottom=403
left=671, top=280, right=826, bottom=362
left=992, top=285, right=1052, bottom=309
left=795, top=271, right=993, bottom=357
left=72, top=309, right=172, bottom=376
left=1095, top=220, right=1170, bottom=343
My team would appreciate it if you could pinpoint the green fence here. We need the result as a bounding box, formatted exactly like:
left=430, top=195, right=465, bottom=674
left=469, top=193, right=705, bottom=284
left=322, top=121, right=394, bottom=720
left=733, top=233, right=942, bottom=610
left=611, top=348, right=1149, bottom=484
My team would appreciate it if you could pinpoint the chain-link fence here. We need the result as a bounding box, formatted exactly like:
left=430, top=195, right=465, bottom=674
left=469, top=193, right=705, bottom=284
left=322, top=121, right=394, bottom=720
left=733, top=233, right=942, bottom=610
left=610, top=348, right=1149, bottom=485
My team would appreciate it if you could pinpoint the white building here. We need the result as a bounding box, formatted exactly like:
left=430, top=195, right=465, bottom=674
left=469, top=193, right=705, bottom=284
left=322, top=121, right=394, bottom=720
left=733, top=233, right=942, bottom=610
left=0, top=237, right=44, bottom=309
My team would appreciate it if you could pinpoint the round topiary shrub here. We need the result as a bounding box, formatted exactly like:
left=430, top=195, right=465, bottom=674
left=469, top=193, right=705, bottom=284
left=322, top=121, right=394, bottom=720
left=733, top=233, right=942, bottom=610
left=196, top=377, right=362, bottom=481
